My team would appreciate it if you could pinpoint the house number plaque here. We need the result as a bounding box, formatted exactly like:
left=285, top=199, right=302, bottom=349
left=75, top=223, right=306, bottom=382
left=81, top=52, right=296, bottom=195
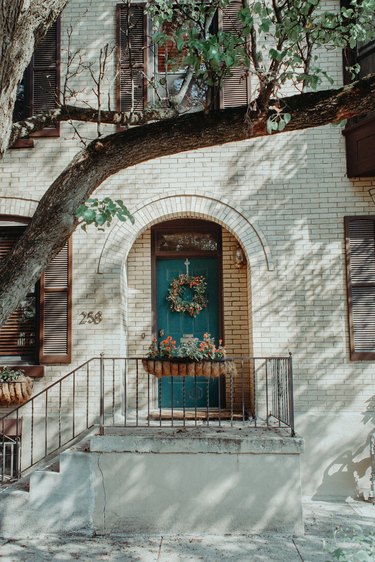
left=80, top=311, right=103, bottom=325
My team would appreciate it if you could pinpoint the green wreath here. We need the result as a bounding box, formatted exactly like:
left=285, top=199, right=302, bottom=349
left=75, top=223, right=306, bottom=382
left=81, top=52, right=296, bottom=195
left=167, top=274, right=208, bottom=318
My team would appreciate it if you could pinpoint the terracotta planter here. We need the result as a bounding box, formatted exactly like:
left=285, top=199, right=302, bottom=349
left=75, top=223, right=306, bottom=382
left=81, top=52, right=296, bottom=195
left=154, top=361, right=163, bottom=377
left=0, top=376, right=33, bottom=406
left=187, top=362, right=196, bottom=376
left=171, top=361, right=179, bottom=376
left=195, top=362, right=203, bottom=376
left=142, top=359, right=229, bottom=378
left=142, top=360, right=156, bottom=375
left=202, top=361, right=212, bottom=377
left=179, top=363, right=187, bottom=376
left=211, top=361, right=220, bottom=377
left=162, top=361, right=171, bottom=376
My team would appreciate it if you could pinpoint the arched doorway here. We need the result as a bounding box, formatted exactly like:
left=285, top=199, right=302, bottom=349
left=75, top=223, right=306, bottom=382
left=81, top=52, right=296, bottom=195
left=152, top=219, right=223, bottom=408
left=126, top=215, right=254, bottom=415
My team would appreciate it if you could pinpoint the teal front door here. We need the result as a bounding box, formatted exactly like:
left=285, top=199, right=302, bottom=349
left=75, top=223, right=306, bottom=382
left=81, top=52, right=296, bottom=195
left=156, top=257, right=220, bottom=408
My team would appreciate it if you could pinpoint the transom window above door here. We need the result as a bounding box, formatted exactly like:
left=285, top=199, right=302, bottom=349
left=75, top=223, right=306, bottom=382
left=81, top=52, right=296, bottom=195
left=153, top=220, right=222, bottom=256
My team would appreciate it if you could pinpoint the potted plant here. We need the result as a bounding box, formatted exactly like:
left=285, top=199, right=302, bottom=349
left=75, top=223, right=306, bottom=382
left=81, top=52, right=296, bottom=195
left=0, top=367, right=34, bottom=406
left=143, top=336, right=177, bottom=377
left=143, top=334, right=228, bottom=378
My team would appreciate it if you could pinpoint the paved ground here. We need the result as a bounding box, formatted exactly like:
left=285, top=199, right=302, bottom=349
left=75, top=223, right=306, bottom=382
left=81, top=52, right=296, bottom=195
left=0, top=498, right=374, bottom=561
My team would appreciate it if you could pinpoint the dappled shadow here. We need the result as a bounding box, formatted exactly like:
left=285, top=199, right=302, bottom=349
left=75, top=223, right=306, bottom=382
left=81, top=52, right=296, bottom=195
left=0, top=0, right=375, bottom=537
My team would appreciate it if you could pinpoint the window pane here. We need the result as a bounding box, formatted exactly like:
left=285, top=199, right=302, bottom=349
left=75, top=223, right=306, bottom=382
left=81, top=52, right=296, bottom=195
left=0, top=295, right=37, bottom=357
left=13, top=74, right=29, bottom=122
left=156, top=232, right=218, bottom=252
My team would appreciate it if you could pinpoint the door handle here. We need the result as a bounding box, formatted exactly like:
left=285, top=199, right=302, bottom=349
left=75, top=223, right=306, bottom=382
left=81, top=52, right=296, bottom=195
left=159, top=329, right=165, bottom=337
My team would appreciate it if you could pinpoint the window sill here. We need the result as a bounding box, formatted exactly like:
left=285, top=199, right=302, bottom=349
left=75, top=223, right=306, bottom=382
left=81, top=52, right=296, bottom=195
left=10, top=139, right=34, bottom=149
left=0, top=365, right=44, bottom=378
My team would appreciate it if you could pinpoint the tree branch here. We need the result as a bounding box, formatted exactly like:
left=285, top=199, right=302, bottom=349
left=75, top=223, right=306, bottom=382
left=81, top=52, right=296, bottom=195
left=9, top=73, right=375, bottom=145
left=1, top=72, right=375, bottom=327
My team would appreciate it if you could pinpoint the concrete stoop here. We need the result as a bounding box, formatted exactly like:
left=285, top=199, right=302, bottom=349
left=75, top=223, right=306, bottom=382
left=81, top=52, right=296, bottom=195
left=0, top=428, right=304, bottom=538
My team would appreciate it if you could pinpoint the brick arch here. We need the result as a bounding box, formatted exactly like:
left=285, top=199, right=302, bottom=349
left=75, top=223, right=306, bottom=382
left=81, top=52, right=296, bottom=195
left=97, top=192, right=274, bottom=273
left=0, top=197, right=38, bottom=219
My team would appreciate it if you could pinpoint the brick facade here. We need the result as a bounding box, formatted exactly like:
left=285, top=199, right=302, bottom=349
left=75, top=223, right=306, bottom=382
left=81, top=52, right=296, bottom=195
left=1, top=0, right=375, bottom=498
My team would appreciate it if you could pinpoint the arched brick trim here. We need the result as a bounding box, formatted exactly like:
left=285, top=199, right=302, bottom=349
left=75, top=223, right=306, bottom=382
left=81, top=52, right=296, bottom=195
left=97, top=192, right=274, bottom=273
left=0, top=197, right=38, bottom=219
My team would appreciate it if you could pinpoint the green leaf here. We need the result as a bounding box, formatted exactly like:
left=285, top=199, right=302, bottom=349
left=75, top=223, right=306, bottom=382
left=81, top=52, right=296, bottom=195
left=269, top=48, right=285, bottom=62
left=283, top=113, right=291, bottom=124
left=95, top=213, right=106, bottom=226
left=266, top=118, right=274, bottom=134
left=82, top=208, right=96, bottom=223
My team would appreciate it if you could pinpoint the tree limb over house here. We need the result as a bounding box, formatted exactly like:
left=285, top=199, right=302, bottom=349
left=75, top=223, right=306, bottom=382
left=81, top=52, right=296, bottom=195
left=0, top=0, right=375, bottom=327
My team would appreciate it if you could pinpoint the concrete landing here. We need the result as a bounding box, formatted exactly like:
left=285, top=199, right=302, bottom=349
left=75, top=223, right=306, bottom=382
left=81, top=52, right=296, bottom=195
left=0, top=427, right=304, bottom=537
left=90, top=427, right=304, bottom=535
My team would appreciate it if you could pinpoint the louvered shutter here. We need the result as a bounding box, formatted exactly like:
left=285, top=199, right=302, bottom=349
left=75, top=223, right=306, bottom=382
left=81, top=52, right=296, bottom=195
left=39, top=240, right=72, bottom=364
left=117, top=4, right=147, bottom=114
left=220, top=0, right=250, bottom=108
left=0, top=227, right=37, bottom=358
left=345, top=217, right=375, bottom=360
left=31, top=20, right=60, bottom=137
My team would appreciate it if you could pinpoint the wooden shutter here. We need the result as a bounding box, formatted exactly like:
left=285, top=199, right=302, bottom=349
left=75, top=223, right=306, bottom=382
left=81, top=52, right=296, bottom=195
left=31, top=19, right=60, bottom=137
left=345, top=217, right=375, bottom=360
left=0, top=227, right=37, bottom=358
left=117, top=4, right=147, bottom=114
left=39, top=240, right=72, bottom=364
left=219, top=0, right=249, bottom=108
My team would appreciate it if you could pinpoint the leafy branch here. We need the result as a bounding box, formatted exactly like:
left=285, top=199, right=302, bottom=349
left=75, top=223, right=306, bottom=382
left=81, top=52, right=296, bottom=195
left=75, top=198, right=135, bottom=231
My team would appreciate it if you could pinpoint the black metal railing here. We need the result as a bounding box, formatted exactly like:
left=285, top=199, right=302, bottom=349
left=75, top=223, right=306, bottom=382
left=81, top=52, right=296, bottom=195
left=0, top=354, right=294, bottom=482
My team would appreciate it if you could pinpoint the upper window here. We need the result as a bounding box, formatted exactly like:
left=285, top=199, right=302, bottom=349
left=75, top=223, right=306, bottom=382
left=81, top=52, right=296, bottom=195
left=117, top=5, right=147, bottom=113
left=116, top=1, right=249, bottom=114
left=345, top=217, right=375, bottom=360
left=12, top=19, right=60, bottom=145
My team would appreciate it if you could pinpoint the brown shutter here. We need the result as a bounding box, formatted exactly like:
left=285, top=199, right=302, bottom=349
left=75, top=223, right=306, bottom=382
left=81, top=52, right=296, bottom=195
left=345, top=217, right=375, bottom=360
left=0, top=227, right=37, bottom=358
left=219, top=0, right=249, bottom=108
left=117, top=4, right=147, bottom=114
left=31, top=19, right=60, bottom=137
left=39, top=239, right=72, bottom=364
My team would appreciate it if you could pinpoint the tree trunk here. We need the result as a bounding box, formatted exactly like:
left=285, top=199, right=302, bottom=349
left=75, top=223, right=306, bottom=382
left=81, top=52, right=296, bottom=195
left=0, top=74, right=375, bottom=326
left=0, top=0, right=68, bottom=157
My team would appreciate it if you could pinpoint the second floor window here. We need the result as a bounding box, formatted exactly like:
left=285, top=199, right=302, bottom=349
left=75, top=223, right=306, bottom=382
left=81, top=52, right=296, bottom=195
left=13, top=20, right=60, bottom=138
left=116, top=2, right=249, bottom=114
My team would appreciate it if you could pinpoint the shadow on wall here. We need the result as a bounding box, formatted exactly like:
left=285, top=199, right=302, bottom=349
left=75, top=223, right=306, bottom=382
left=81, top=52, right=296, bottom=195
left=220, top=128, right=375, bottom=500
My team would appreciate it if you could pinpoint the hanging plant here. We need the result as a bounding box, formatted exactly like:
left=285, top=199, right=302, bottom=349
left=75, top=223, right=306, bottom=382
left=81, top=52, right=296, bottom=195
left=167, top=274, right=208, bottom=317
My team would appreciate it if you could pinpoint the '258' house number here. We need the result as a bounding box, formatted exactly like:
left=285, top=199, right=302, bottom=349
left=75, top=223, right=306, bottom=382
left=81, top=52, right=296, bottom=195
left=80, top=311, right=103, bottom=325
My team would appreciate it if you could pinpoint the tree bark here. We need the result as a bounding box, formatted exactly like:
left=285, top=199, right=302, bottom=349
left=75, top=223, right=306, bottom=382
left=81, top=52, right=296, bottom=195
left=0, top=74, right=375, bottom=327
left=0, top=0, right=68, bottom=157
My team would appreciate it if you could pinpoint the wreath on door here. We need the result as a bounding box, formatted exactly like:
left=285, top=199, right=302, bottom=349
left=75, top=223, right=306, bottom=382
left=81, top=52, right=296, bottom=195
left=167, top=274, right=208, bottom=317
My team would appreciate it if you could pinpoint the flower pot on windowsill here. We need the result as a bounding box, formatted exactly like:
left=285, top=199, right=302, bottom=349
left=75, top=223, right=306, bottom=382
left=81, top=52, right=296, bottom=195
left=0, top=376, right=34, bottom=406
left=142, top=358, right=229, bottom=378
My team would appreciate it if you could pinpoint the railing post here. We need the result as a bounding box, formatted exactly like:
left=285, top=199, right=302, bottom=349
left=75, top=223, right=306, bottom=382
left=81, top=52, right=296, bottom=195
left=99, top=353, right=105, bottom=435
left=288, top=353, right=295, bottom=436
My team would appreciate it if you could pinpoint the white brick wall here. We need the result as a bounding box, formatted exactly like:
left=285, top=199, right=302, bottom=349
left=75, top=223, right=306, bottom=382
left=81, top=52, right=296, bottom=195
left=0, top=0, right=374, bottom=497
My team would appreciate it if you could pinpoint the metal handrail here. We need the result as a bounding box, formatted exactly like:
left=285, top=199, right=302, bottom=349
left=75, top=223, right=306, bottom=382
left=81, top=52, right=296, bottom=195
left=1, top=354, right=295, bottom=482
left=1, top=358, right=98, bottom=482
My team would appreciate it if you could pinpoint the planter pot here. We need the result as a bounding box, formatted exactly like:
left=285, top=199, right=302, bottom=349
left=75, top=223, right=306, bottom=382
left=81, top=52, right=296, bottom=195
left=142, top=359, right=229, bottom=378
left=0, top=376, right=33, bottom=406
left=202, top=361, right=212, bottom=376
left=187, top=362, right=196, bottom=376
left=162, top=361, right=171, bottom=376
left=171, top=361, right=179, bottom=376
left=195, top=362, right=203, bottom=376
